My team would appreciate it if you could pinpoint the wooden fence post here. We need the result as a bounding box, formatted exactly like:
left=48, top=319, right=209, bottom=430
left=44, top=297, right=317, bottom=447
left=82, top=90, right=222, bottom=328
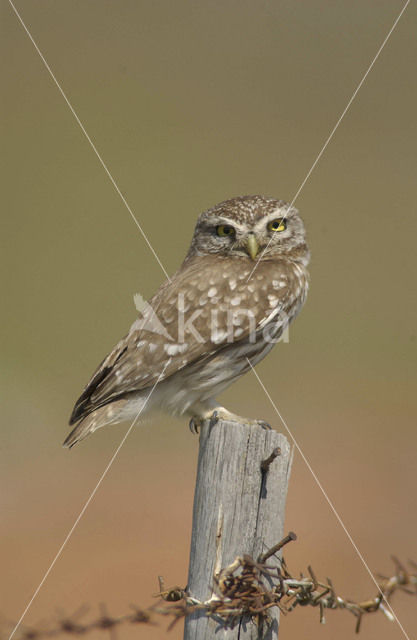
left=183, top=418, right=292, bottom=640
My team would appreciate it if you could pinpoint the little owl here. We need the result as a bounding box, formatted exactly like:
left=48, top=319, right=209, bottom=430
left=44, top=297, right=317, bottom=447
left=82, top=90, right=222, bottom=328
left=64, top=195, right=310, bottom=447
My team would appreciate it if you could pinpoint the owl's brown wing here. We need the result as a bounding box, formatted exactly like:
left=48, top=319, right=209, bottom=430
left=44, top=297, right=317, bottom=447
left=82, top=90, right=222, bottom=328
left=70, top=256, right=302, bottom=424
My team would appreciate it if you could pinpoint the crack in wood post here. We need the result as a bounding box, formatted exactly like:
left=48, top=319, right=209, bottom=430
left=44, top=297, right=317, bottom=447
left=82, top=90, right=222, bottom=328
left=214, top=503, right=224, bottom=579
left=184, top=419, right=292, bottom=640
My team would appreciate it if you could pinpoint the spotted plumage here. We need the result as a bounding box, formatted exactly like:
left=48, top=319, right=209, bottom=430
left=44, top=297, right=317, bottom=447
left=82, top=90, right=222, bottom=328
left=64, top=195, right=309, bottom=447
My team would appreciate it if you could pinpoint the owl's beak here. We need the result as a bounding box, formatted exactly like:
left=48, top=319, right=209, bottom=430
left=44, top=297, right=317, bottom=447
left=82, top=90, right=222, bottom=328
left=246, top=234, right=259, bottom=260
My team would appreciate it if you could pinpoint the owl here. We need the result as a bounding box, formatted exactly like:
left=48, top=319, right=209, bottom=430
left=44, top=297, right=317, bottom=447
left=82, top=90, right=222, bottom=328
left=64, top=195, right=310, bottom=447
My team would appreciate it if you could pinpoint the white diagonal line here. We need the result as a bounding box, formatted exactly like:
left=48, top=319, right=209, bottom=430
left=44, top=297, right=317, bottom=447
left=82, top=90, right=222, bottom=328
left=247, top=0, right=410, bottom=282
left=247, top=358, right=411, bottom=640
left=7, top=361, right=170, bottom=640
left=8, top=0, right=171, bottom=283
left=7, top=1, right=412, bottom=638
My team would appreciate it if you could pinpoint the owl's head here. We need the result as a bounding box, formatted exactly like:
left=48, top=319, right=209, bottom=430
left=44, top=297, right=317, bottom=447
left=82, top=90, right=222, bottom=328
left=186, top=195, right=309, bottom=264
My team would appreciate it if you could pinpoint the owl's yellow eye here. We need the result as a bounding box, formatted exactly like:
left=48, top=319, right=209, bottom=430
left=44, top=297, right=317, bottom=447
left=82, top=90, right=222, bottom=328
left=267, top=219, right=286, bottom=232
left=216, top=224, right=235, bottom=237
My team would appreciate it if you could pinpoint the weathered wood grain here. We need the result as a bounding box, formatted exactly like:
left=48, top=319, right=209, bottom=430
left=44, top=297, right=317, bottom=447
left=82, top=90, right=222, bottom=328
left=183, top=419, right=292, bottom=639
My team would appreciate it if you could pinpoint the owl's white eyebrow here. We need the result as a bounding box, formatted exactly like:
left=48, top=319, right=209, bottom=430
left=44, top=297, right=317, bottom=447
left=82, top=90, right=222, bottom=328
left=253, top=212, right=289, bottom=232
left=205, top=217, right=246, bottom=231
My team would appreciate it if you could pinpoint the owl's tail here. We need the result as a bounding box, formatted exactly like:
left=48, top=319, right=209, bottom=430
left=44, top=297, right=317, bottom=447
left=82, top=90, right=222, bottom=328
left=63, top=400, right=127, bottom=448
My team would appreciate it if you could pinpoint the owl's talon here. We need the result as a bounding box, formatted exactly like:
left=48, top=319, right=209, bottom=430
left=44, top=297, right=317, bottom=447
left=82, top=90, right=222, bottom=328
left=189, top=417, right=200, bottom=435
left=189, top=411, right=219, bottom=434
left=209, top=411, right=219, bottom=428
left=257, top=420, right=271, bottom=430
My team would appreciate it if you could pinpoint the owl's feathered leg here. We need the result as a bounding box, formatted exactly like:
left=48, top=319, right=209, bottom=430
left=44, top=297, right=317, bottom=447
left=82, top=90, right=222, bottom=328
left=188, top=401, right=270, bottom=434
left=210, top=407, right=271, bottom=430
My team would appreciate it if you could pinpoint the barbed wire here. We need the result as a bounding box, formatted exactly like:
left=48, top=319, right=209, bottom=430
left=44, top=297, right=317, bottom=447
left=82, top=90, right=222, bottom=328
left=3, top=533, right=415, bottom=639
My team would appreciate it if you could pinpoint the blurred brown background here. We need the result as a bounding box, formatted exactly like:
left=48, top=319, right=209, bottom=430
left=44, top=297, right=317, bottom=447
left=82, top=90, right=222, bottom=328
left=1, top=1, right=416, bottom=639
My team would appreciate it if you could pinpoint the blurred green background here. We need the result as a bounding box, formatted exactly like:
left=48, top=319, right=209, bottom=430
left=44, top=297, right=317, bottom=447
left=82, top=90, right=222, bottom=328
left=1, top=1, right=416, bottom=639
